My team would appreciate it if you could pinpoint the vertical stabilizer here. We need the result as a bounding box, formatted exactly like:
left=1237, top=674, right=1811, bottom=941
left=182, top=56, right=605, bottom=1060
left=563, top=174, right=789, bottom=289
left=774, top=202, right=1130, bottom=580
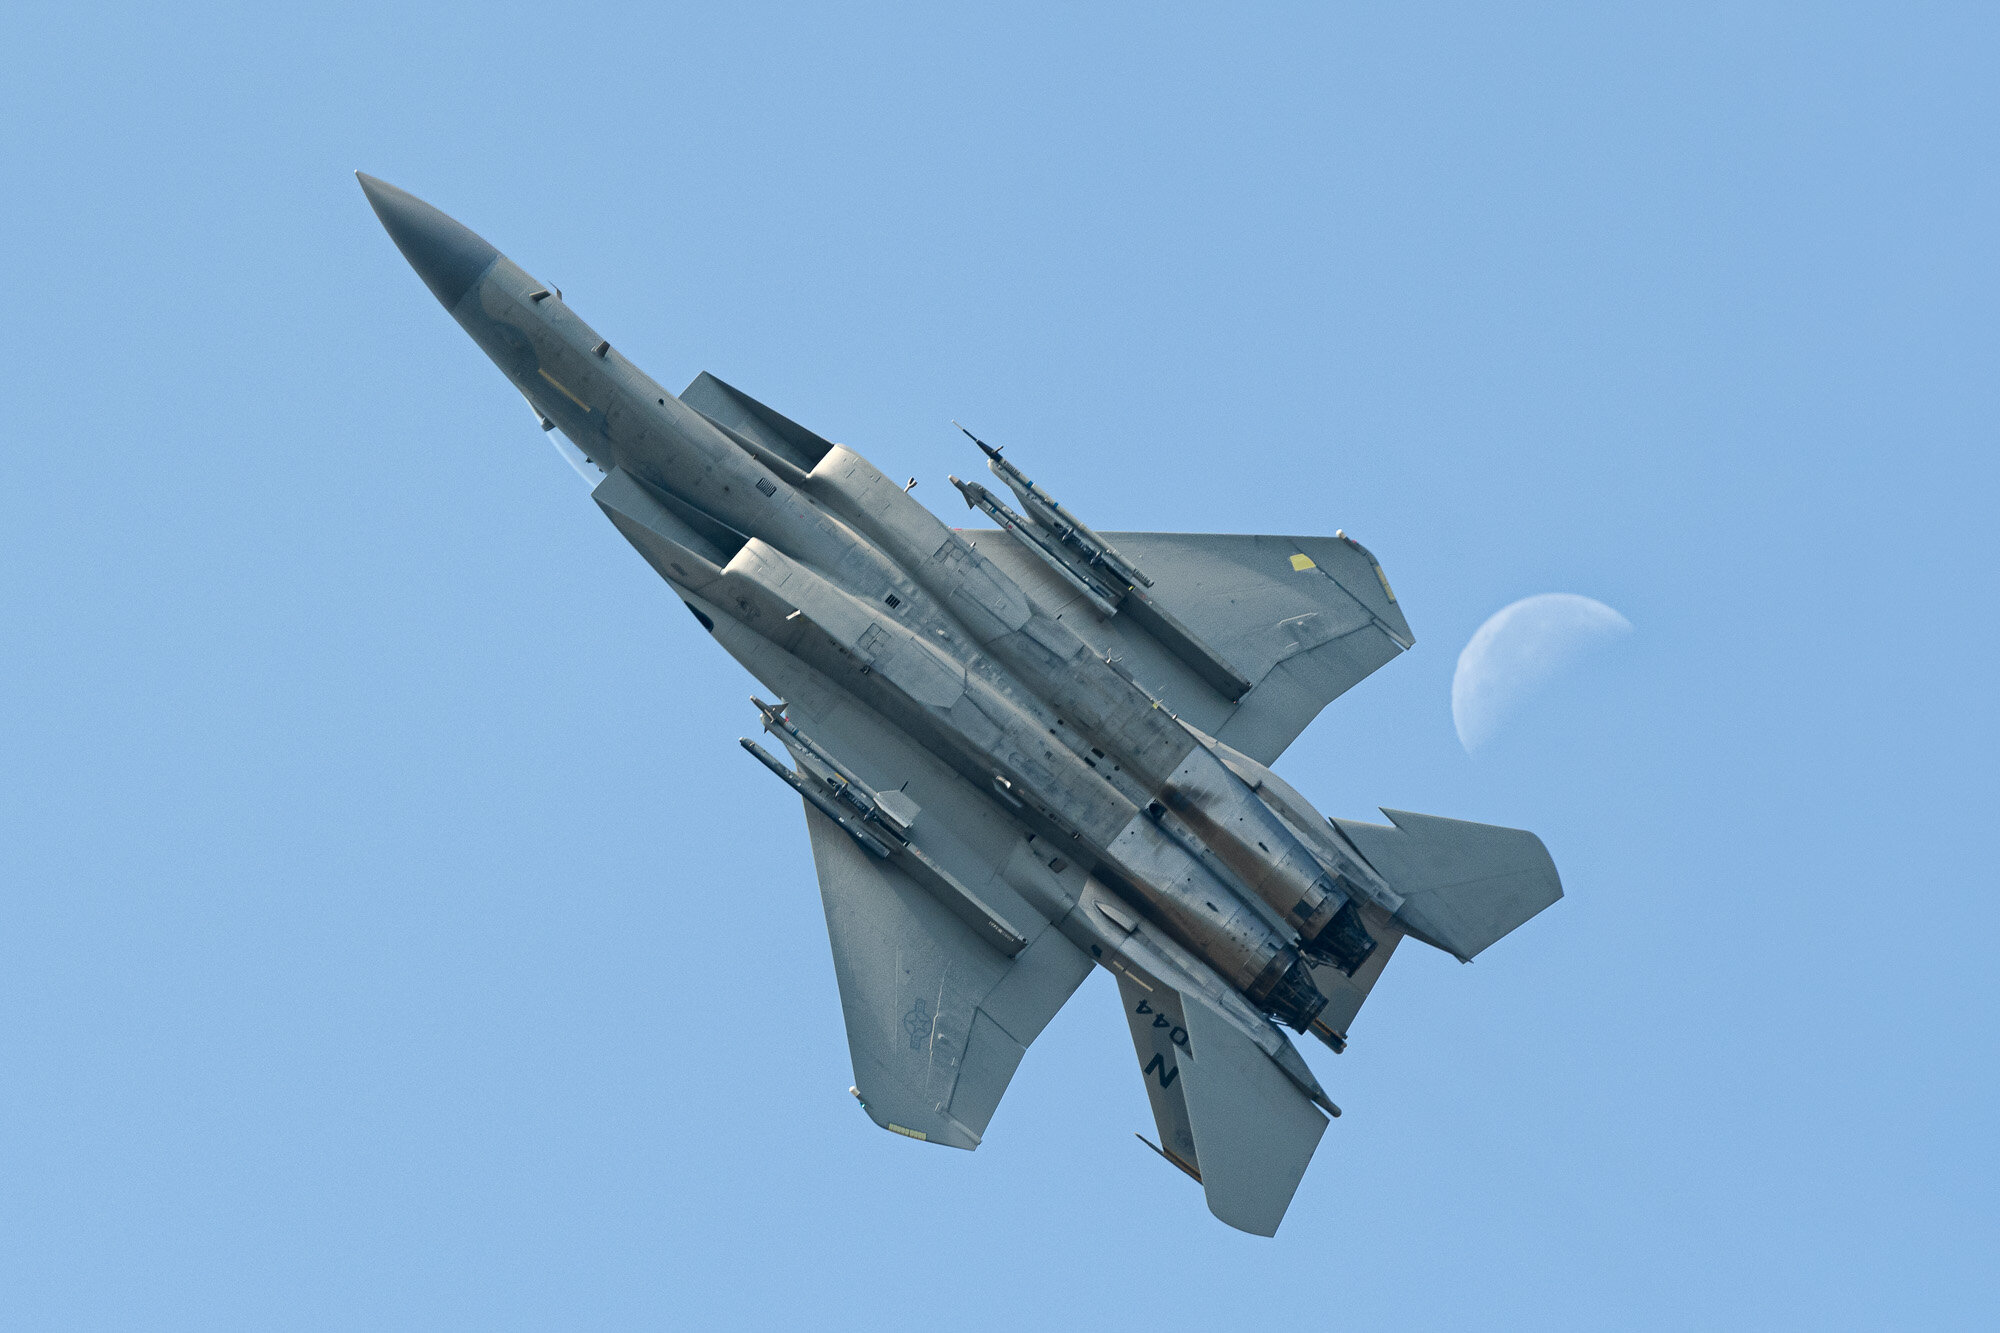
left=1117, top=976, right=1203, bottom=1183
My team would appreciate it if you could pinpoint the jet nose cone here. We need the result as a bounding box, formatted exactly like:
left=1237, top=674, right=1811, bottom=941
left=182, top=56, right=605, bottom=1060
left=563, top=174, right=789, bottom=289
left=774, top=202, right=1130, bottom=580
left=356, top=172, right=500, bottom=312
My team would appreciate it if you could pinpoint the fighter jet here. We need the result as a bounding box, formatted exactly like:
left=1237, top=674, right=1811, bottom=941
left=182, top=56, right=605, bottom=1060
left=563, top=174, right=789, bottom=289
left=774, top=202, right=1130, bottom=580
left=359, top=173, right=1563, bottom=1235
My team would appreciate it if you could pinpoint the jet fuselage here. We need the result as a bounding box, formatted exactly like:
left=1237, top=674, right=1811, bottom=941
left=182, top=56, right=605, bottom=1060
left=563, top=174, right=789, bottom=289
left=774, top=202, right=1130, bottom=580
left=359, top=173, right=1415, bottom=1038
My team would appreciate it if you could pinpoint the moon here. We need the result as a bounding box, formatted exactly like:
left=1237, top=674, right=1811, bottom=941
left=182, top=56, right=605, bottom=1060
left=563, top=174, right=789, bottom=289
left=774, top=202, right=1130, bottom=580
left=1452, top=594, right=1632, bottom=752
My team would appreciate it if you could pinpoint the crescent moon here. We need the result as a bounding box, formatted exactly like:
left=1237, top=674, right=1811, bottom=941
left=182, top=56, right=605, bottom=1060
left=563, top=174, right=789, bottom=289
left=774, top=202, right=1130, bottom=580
left=1452, top=594, right=1632, bottom=752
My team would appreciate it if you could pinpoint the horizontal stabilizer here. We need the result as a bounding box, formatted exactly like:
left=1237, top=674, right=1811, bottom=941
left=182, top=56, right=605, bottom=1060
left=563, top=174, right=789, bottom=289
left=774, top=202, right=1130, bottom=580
left=1332, top=810, right=1563, bottom=961
left=1177, top=993, right=1327, bottom=1235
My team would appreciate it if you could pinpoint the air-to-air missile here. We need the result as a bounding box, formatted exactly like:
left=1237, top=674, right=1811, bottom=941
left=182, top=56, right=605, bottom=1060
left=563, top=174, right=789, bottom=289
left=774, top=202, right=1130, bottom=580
left=359, top=173, right=1564, bottom=1236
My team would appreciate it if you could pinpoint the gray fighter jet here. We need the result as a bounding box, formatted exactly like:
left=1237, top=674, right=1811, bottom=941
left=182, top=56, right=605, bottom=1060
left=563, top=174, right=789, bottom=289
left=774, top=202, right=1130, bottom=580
left=359, top=174, right=1563, bottom=1235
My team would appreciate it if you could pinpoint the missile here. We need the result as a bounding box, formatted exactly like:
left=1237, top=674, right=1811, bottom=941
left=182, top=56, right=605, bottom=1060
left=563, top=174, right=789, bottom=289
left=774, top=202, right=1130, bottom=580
left=953, top=421, right=1152, bottom=591
left=739, top=724, right=1029, bottom=958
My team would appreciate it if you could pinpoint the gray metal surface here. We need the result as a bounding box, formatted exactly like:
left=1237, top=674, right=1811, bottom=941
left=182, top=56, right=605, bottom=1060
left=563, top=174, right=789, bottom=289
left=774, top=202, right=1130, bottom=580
left=973, top=530, right=1412, bottom=765
left=360, top=174, right=1567, bottom=1236
left=1331, top=810, right=1564, bottom=962
left=1178, top=991, right=1329, bottom=1236
left=1117, top=975, right=1202, bottom=1182
left=803, top=803, right=1089, bottom=1148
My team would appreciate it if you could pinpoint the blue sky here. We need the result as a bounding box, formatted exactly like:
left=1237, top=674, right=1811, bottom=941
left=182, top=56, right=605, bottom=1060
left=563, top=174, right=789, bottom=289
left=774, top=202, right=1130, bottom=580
left=3, top=3, right=1994, bottom=1327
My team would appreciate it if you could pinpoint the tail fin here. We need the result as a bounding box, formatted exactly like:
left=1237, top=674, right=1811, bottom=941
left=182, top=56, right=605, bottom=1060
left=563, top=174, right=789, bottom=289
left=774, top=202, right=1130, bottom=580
left=1332, top=809, right=1563, bottom=962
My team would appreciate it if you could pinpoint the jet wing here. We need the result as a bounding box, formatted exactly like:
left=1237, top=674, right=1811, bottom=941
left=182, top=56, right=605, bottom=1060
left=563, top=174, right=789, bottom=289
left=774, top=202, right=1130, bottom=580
left=803, top=806, right=1090, bottom=1148
left=974, top=531, right=1414, bottom=765
left=697, top=599, right=1093, bottom=1148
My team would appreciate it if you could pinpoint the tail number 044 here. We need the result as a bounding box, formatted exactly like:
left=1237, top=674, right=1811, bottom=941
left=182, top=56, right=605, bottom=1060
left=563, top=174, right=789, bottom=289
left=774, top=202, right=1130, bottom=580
left=1133, top=999, right=1189, bottom=1048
